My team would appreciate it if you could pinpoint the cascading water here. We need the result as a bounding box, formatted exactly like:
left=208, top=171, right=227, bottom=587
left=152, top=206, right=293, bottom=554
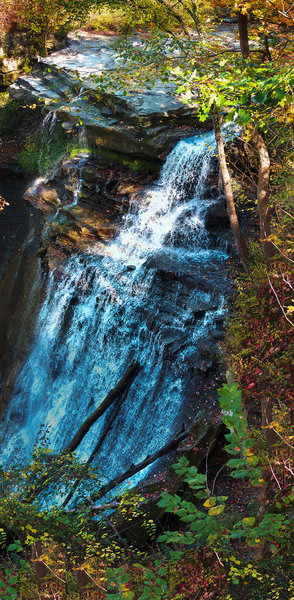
left=0, top=131, right=229, bottom=493
left=41, top=111, right=57, bottom=132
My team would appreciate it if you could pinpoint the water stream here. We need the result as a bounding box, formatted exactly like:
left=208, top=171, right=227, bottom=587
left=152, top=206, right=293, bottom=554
left=0, top=131, right=229, bottom=491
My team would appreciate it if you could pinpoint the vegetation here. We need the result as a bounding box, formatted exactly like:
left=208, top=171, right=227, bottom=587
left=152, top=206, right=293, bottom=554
left=83, top=7, right=152, bottom=34
left=0, top=0, right=99, bottom=55
left=0, top=381, right=292, bottom=598
left=18, top=126, right=88, bottom=176
left=0, top=0, right=293, bottom=598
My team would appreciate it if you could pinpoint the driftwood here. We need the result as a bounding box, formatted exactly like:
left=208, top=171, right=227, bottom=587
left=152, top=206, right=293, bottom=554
left=63, top=361, right=140, bottom=454
left=90, top=428, right=190, bottom=504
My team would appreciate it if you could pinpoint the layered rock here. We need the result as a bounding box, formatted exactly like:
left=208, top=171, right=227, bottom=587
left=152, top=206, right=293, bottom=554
left=25, top=152, right=154, bottom=271
left=10, top=32, right=206, bottom=159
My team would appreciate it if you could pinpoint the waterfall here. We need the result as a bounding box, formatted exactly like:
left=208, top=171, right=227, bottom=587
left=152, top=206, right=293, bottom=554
left=0, top=131, right=229, bottom=492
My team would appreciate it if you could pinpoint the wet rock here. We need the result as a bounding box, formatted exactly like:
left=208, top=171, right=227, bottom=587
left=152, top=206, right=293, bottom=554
left=197, top=338, right=219, bottom=359
left=185, top=309, right=206, bottom=325
left=9, top=33, right=208, bottom=159
left=210, top=328, right=225, bottom=341
left=81, top=166, right=99, bottom=183
left=205, top=199, right=229, bottom=231
left=25, top=153, right=154, bottom=271
left=163, top=335, right=187, bottom=359
left=26, top=185, right=62, bottom=213
left=160, top=326, right=183, bottom=345
left=176, top=410, right=225, bottom=467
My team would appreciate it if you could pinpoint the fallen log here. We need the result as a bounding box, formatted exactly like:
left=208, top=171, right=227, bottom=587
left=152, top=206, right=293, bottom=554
left=90, top=428, right=190, bottom=504
left=63, top=360, right=140, bottom=454
left=25, top=362, right=140, bottom=504
left=62, top=388, right=129, bottom=507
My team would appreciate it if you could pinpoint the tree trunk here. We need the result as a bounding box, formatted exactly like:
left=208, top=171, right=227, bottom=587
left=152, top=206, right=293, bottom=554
left=63, top=361, right=140, bottom=454
left=213, top=105, right=249, bottom=272
left=264, top=35, right=272, bottom=61
left=251, top=129, right=275, bottom=260
left=191, top=0, right=201, bottom=35
left=237, top=12, right=249, bottom=58
left=31, top=541, right=50, bottom=581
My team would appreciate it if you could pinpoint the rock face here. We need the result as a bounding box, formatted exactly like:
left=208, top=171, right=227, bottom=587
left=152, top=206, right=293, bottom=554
left=10, top=32, right=206, bottom=159
left=25, top=152, right=154, bottom=271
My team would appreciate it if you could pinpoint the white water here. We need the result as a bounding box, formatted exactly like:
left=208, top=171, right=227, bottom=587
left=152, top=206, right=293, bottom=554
left=0, top=131, right=229, bottom=493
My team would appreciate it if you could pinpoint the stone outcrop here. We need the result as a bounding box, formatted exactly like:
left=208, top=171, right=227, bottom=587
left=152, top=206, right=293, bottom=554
left=25, top=152, right=154, bottom=271
left=0, top=52, right=23, bottom=86
left=10, top=32, right=206, bottom=159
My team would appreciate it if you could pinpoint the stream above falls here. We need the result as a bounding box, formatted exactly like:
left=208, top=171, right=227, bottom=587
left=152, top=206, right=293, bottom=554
left=0, top=130, right=231, bottom=497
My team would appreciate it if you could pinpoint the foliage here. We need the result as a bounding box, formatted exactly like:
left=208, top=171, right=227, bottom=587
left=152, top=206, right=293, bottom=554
left=83, top=6, right=155, bottom=34
left=0, top=1, right=293, bottom=597
left=0, top=382, right=292, bottom=598
left=0, top=0, right=99, bottom=55
left=216, top=0, right=294, bottom=27
left=99, top=0, right=216, bottom=37
left=227, top=248, right=294, bottom=407
left=107, top=382, right=292, bottom=599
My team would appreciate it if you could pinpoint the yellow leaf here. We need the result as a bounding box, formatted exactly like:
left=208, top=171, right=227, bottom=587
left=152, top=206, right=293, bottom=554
left=208, top=505, right=225, bottom=516
left=203, top=498, right=212, bottom=508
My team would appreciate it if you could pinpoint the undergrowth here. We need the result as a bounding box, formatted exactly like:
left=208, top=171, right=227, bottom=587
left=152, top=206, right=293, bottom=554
left=83, top=7, right=132, bottom=34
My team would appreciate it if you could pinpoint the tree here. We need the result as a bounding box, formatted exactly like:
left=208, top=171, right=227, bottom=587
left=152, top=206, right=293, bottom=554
left=0, top=0, right=99, bottom=54
left=105, top=2, right=293, bottom=263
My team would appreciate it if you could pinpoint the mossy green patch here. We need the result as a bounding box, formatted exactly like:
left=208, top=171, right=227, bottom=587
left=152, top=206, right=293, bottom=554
left=93, top=146, right=161, bottom=174
left=18, top=127, right=89, bottom=176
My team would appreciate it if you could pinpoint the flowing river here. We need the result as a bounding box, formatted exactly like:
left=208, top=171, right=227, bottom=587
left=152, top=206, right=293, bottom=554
left=0, top=131, right=230, bottom=492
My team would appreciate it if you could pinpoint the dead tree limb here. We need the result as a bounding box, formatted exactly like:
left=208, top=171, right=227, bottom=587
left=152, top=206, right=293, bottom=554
left=63, top=361, right=140, bottom=454
left=62, top=388, right=130, bottom=507
left=89, top=429, right=190, bottom=504
left=25, top=362, right=140, bottom=504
